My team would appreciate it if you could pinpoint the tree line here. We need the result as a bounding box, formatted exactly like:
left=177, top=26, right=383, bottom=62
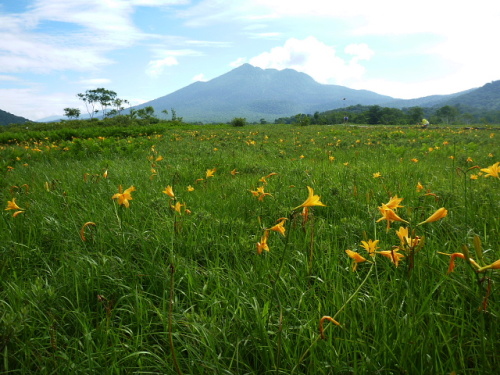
left=274, top=104, right=500, bottom=125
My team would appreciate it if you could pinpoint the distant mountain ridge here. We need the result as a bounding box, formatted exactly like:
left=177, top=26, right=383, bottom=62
left=133, top=64, right=395, bottom=122
left=131, top=64, right=500, bottom=123
left=0, top=108, right=31, bottom=126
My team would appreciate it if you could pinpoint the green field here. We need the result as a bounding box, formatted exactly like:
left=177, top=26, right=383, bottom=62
left=1, top=123, right=499, bottom=374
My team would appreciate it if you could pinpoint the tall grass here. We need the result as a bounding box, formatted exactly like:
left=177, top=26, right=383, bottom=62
left=1, top=124, right=498, bottom=374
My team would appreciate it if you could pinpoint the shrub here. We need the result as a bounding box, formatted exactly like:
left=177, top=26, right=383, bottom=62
left=230, top=117, right=247, bottom=127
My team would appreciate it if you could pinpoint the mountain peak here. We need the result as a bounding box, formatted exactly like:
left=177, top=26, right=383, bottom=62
left=134, top=65, right=394, bottom=123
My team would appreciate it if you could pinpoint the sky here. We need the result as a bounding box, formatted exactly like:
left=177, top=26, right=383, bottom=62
left=1, top=0, right=499, bottom=121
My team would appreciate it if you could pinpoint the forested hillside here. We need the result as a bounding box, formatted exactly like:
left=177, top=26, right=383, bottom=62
left=0, top=108, right=31, bottom=126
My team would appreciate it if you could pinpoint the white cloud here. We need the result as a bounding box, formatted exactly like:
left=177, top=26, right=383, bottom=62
left=75, top=78, right=112, bottom=86
left=344, top=43, right=374, bottom=61
left=192, top=73, right=207, bottom=82
left=249, top=36, right=372, bottom=85
left=0, top=0, right=190, bottom=75
left=230, top=57, right=247, bottom=67
left=0, top=88, right=80, bottom=120
left=0, top=75, right=21, bottom=82
left=146, top=56, right=179, bottom=77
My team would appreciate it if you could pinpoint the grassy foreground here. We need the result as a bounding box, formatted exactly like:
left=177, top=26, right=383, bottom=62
left=1, top=124, right=499, bottom=374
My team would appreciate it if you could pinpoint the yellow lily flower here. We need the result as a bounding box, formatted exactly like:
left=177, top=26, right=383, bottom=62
left=5, top=198, right=22, bottom=211
left=170, top=201, right=184, bottom=214
left=385, top=195, right=404, bottom=210
left=270, top=218, right=287, bottom=236
left=395, top=227, right=420, bottom=248
left=250, top=186, right=272, bottom=201
left=5, top=198, right=25, bottom=217
left=480, top=161, right=499, bottom=178
left=477, top=259, right=500, bottom=272
left=416, top=181, right=424, bottom=192
left=163, top=185, right=175, bottom=199
left=345, top=250, right=367, bottom=271
left=373, top=172, right=382, bottom=178
left=376, top=204, right=408, bottom=230
left=187, top=185, right=195, bottom=192
left=112, top=185, right=135, bottom=208
left=417, top=207, right=448, bottom=225
left=206, top=168, right=216, bottom=178
left=257, top=230, right=270, bottom=254
left=376, top=249, right=405, bottom=267
left=360, top=239, right=379, bottom=257
left=294, top=186, right=326, bottom=210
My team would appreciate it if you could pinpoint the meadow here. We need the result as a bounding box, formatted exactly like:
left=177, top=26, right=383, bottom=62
left=1, top=123, right=499, bottom=374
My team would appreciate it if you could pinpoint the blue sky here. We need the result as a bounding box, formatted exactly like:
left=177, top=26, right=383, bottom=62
left=1, top=0, right=499, bottom=120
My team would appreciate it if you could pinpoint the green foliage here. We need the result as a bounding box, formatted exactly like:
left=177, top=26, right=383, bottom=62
left=230, top=117, right=247, bottom=127
left=63, top=107, right=80, bottom=119
left=279, top=104, right=500, bottom=125
left=76, top=88, right=129, bottom=119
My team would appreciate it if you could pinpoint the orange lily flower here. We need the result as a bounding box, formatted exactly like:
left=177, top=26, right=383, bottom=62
left=376, top=249, right=405, bottom=267
left=170, top=201, right=184, bottom=214
left=345, top=250, right=367, bottom=271
left=206, top=168, right=216, bottom=178
left=112, top=185, right=136, bottom=208
left=477, top=259, right=500, bottom=272
left=480, top=161, right=499, bottom=178
left=417, top=207, right=447, bottom=225
left=294, top=186, right=326, bottom=210
left=163, top=185, right=175, bottom=199
left=395, top=227, right=420, bottom=248
left=5, top=198, right=25, bottom=217
left=360, top=239, right=379, bottom=257
left=250, top=186, right=272, bottom=201
left=377, top=204, right=408, bottom=230
left=270, top=218, right=287, bottom=236
left=385, top=195, right=404, bottom=210
left=257, top=230, right=270, bottom=254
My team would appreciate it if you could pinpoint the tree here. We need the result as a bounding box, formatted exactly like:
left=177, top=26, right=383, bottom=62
left=231, top=117, right=247, bottom=127
left=436, top=105, right=459, bottom=124
left=295, top=114, right=310, bottom=126
left=407, top=106, right=424, bottom=124
left=136, top=106, right=156, bottom=121
left=63, top=107, right=80, bottom=120
left=77, top=88, right=119, bottom=118
left=367, top=105, right=382, bottom=125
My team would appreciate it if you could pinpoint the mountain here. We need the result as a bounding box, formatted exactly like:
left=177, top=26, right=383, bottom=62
left=0, top=108, right=31, bottom=126
left=382, top=89, right=476, bottom=109
left=437, top=80, right=500, bottom=110
left=36, top=115, right=66, bottom=123
left=132, top=64, right=396, bottom=123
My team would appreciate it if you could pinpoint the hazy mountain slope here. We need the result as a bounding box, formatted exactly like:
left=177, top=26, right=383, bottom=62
left=0, top=108, right=31, bottom=126
left=439, top=81, right=500, bottom=110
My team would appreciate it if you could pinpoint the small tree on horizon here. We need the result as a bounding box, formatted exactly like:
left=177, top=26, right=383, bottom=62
left=63, top=107, right=80, bottom=120
left=231, top=117, right=247, bottom=127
